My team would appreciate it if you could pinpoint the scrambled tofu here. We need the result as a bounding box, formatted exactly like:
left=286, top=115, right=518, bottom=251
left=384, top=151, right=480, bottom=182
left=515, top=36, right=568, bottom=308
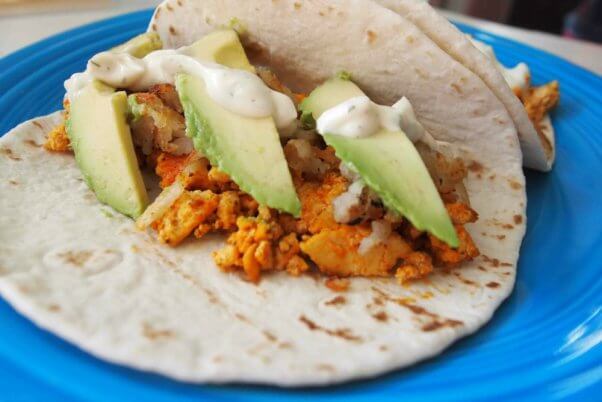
left=154, top=190, right=219, bottom=246
left=44, top=123, right=71, bottom=152
left=519, top=81, right=560, bottom=155
left=45, top=102, right=71, bottom=152
left=44, top=76, right=481, bottom=286
left=148, top=143, right=480, bottom=284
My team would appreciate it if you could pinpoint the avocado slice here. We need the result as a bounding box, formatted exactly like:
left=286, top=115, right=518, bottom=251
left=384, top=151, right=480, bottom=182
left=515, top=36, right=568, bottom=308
left=110, top=32, right=163, bottom=58
left=176, top=31, right=301, bottom=216
left=67, top=81, right=148, bottom=218
left=184, top=29, right=255, bottom=73
left=66, top=34, right=162, bottom=218
left=300, top=78, right=458, bottom=247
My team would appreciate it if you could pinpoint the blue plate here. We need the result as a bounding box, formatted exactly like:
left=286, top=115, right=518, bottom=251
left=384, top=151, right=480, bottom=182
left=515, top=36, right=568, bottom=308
left=0, top=9, right=601, bottom=402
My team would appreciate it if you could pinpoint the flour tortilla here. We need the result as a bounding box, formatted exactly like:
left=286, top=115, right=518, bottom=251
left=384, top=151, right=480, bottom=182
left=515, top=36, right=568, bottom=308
left=0, top=0, right=526, bottom=385
left=374, top=0, right=554, bottom=171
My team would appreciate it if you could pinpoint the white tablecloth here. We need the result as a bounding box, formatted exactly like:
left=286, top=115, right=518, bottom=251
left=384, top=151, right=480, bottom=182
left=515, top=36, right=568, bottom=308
left=0, top=4, right=600, bottom=75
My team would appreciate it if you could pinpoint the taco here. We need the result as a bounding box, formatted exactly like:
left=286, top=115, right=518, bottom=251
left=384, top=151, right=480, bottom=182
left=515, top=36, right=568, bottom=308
left=0, top=0, right=528, bottom=385
left=375, top=0, right=560, bottom=171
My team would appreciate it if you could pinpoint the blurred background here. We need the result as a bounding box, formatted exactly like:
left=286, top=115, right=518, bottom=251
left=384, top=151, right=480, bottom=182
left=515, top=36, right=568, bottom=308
left=431, top=0, right=602, bottom=42
left=0, top=0, right=600, bottom=43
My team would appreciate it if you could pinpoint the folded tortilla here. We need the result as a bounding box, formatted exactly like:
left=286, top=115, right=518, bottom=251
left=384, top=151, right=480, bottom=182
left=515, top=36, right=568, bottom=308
left=0, top=0, right=526, bottom=385
left=374, top=0, right=554, bottom=171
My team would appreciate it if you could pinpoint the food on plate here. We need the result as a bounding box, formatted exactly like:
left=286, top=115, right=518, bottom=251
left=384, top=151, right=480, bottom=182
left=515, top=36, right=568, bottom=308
left=0, top=0, right=537, bottom=385
left=375, top=0, right=559, bottom=171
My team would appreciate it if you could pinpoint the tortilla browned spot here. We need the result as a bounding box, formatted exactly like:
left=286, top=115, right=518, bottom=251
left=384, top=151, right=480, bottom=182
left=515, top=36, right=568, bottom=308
left=467, top=161, right=483, bottom=173
left=299, top=315, right=362, bottom=342
left=486, top=281, right=500, bottom=289
left=262, top=330, right=277, bottom=342
left=366, top=30, right=377, bottom=44
left=451, top=82, right=463, bottom=94
left=316, top=364, right=336, bottom=372
left=0, top=147, right=21, bottom=161
left=371, top=287, right=464, bottom=332
left=508, top=179, right=522, bottom=190
left=513, top=214, right=523, bottom=224
left=372, top=311, right=388, bottom=322
left=58, top=250, right=93, bottom=267
left=325, top=295, right=346, bottom=306
left=421, top=318, right=462, bottom=332
left=143, top=323, right=174, bottom=340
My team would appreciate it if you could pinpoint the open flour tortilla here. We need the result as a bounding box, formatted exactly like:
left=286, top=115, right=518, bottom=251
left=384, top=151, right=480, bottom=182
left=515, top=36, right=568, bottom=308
left=0, top=0, right=527, bottom=385
left=374, top=0, right=554, bottom=171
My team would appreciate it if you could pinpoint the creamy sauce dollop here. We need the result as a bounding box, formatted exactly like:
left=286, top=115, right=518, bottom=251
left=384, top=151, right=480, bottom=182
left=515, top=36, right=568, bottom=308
left=316, top=95, right=425, bottom=141
left=469, top=37, right=531, bottom=94
left=64, top=48, right=297, bottom=131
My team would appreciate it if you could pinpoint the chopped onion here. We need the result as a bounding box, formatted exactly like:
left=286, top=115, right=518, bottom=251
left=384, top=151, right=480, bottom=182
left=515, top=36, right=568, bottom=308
left=136, top=180, right=184, bottom=230
left=358, top=220, right=391, bottom=255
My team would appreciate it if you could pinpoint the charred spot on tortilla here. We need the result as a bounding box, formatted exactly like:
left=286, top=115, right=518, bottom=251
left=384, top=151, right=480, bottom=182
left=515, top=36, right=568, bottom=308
left=8, top=179, right=18, bottom=186
left=486, top=281, right=501, bottom=289
left=0, top=147, right=21, bottom=161
left=235, top=313, right=251, bottom=323
left=509, top=181, right=522, bottom=190
left=325, top=295, right=346, bottom=306
left=262, top=330, right=278, bottom=342
left=467, top=161, right=484, bottom=173
left=58, top=250, right=93, bottom=267
left=421, top=318, right=463, bottom=332
left=372, top=311, right=389, bottom=322
left=299, top=315, right=362, bottom=342
left=366, top=30, right=377, bottom=44
left=513, top=214, right=523, bottom=224
left=46, top=304, right=61, bottom=312
left=316, top=364, right=336, bottom=373
left=451, top=82, right=463, bottom=94
left=23, top=139, right=40, bottom=147
left=142, top=323, right=174, bottom=340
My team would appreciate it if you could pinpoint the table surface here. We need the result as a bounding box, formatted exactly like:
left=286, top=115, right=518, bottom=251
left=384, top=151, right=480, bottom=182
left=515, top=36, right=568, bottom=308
left=0, top=3, right=601, bottom=75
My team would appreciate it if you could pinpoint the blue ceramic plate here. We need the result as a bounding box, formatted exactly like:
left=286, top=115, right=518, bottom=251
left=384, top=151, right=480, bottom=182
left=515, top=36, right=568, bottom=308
left=0, top=9, right=600, bottom=402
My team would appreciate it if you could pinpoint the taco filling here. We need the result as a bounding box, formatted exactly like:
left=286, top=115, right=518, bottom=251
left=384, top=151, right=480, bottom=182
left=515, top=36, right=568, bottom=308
left=45, top=30, right=481, bottom=284
left=469, top=38, right=560, bottom=156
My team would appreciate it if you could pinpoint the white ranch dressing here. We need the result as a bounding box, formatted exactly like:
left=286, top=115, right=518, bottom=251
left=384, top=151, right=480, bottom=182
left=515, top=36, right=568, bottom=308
left=469, top=37, right=531, bottom=95
left=64, top=48, right=297, bottom=132
left=316, top=95, right=425, bottom=142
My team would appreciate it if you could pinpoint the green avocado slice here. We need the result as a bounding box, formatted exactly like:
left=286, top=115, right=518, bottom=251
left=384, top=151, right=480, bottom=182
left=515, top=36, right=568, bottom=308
left=66, top=33, right=162, bottom=218
left=300, top=78, right=458, bottom=247
left=67, top=81, right=149, bottom=218
left=110, top=32, right=163, bottom=58
left=176, top=30, right=301, bottom=216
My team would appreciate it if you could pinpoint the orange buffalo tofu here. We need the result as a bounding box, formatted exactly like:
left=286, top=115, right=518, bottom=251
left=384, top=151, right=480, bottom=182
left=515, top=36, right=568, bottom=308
left=301, top=226, right=413, bottom=277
